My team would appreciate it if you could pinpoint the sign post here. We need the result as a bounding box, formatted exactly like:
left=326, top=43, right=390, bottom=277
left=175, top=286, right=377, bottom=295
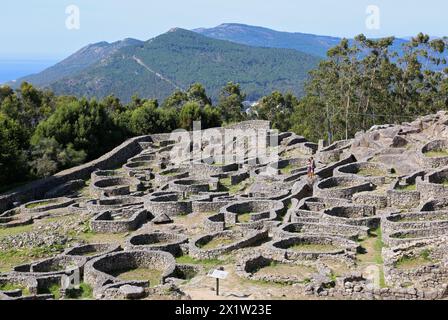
left=216, top=278, right=220, bottom=296
left=208, top=268, right=229, bottom=297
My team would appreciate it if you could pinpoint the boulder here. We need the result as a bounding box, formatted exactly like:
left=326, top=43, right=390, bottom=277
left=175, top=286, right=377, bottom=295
left=119, top=285, right=145, bottom=300
left=153, top=213, right=173, bottom=224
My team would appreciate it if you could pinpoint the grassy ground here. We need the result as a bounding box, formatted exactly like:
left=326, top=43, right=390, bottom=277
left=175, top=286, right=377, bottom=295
left=281, top=149, right=307, bottom=159
left=357, top=168, right=385, bottom=177
left=199, top=236, right=236, bottom=250
left=219, top=177, right=254, bottom=195
left=219, top=178, right=245, bottom=194
left=25, top=201, right=56, bottom=209
left=74, top=230, right=128, bottom=245
left=112, top=268, right=163, bottom=287
left=395, top=250, right=434, bottom=270
left=290, top=243, right=340, bottom=253
left=357, top=228, right=386, bottom=288
left=425, top=150, right=448, bottom=158
left=0, top=223, right=69, bottom=272
left=280, top=164, right=295, bottom=175
left=255, top=261, right=315, bottom=283
left=396, top=184, right=417, bottom=191
left=0, top=244, right=66, bottom=273
left=0, top=283, right=31, bottom=296
left=176, top=255, right=229, bottom=267
left=0, top=224, right=34, bottom=239
left=41, top=283, right=62, bottom=299
left=65, top=282, right=94, bottom=300
left=237, top=213, right=252, bottom=223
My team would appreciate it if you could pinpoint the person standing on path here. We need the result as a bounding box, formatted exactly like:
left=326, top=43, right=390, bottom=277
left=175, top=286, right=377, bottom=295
left=307, top=157, right=316, bottom=179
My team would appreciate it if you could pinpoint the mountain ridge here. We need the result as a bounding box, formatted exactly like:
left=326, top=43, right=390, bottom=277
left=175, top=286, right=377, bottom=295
left=193, top=23, right=343, bottom=57
left=9, top=38, right=143, bottom=87
left=6, top=23, right=418, bottom=103
left=43, top=28, right=321, bottom=102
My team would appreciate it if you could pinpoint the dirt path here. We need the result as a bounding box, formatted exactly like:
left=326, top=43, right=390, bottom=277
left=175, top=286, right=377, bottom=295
left=132, top=56, right=183, bottom=90
left=179, top=263, right=317, bottom=300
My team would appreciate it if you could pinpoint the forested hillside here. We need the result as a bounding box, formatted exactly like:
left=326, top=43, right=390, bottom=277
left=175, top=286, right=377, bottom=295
left=12, top=29, right=321, bottom=102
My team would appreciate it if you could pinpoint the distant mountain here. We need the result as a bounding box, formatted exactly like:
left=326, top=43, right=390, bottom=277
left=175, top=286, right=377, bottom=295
left=194, top=23, right=411, bottom=58
left=24, top=28, right=320, bottom=102
left=194, top=23, right=342, bottom=58
left=11, top=23, right=419, bottom=103
left=9, top=38, right=143, bottom=88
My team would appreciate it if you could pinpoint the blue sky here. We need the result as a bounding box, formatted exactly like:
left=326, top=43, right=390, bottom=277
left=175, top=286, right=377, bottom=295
left=1, top=0, right=447, bottom=59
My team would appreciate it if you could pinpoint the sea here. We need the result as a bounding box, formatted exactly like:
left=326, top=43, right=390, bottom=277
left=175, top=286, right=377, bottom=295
left=0, top=59, right=58, bottom=84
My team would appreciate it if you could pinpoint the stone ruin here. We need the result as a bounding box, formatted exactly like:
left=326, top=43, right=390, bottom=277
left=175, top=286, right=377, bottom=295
left=2, top=113, right=448, bottom=300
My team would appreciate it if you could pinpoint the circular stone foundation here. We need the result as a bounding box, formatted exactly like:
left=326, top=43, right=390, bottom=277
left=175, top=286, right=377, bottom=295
left=90, top=177, right=142, bottom=197
left=189, top=230, right=269, bottom=259
left=335, top=162, right=389, bottom=185
left=169, top=179, right=210, bottom=194
left=84, top=250, right=176, bottom=289
left=269, top=235, right=358, bottom=260
left=237, top=255, right=318, bottom=284
left=21, top=197, right=76, bottom=214
left=221, top=200, right=284, bottom=227
left=315, top=176, right=373, bottom=200
left=125, top=232, right=188, bottom=256
left=64, top=243, right=122, bottom=260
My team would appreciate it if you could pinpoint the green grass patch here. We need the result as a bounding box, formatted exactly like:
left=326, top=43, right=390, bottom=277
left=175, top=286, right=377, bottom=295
left=280, top=164, right=295, bottom=175
left=237, top=213, right=252, bottom=223
left=373, top=228, right=384, bottom=265
left=25, top=200, right=55, bottom=209
left=378, top=268, right=386, bottom=288
left=357, top=228, right=387, bottom=288
left=211, top=162, right=225, bottom=167
left=0, top=244, right=66, bottom=273
left=0, top=224, right=34, bottom=239
left=65, top=282, right=93, bottom=300
left=219, top=178, right=245, bottom=194
left=374, top=227, right=387, bottom=288
left=74, top=230, right=127, bottom=245
left=69, top=222, right=127, bottom=244
left=396, top=184, right=417, bottom=191
left=0, top=283, right=30, bottom=296
left=175, top=255, right=225, bottom=267
left=39, top=283, right=62, bottom=299
left=395, top=250, right=434, bottom=270
left=112, top=268, right=163, bottom=287
left=198, top=236, right=236, bottom=250
left=425, top=150, right=448, bottom=158
left=289, top=243, right=340, bottom=253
